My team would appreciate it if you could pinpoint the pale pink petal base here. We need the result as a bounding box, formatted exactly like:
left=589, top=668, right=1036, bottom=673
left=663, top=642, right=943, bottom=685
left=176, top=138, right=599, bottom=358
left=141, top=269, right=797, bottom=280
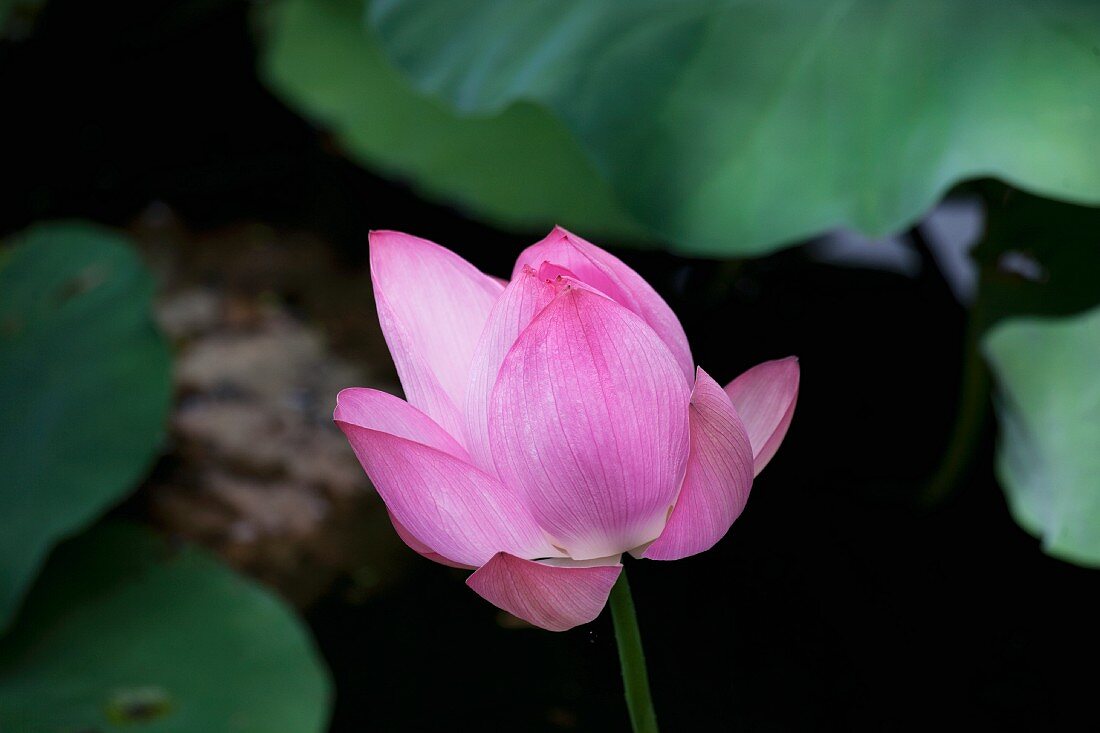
left=724, top=357, right=800, bottom=476
left=467, top=552, right=622, bottom=632
left=642, top=368, right=754, bottom=560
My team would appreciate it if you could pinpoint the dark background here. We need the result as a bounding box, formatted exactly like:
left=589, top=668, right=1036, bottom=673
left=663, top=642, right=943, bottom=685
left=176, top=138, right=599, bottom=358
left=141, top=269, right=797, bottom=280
left=3, top=2, right=1095, bottom=731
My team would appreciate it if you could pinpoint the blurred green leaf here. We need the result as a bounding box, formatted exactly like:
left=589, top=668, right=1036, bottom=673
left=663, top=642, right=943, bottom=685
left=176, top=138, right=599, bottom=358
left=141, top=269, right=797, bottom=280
left=259, top=0, right=648, bottom=240
left=0, top=523, right=332, bottom=732
left=0, top=0, right=44, bottom=37
left=982, top=304, right=1100, bottom=567
left=0, top=222, right=172, bottom=630
left=371, top=1, right=1100, bottom=255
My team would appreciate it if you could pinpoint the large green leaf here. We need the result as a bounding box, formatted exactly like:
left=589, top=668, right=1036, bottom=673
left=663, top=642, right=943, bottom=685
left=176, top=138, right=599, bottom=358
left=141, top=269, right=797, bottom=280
left=259, top=0, right=647, bottom=239
left=982, top=304, right=1100, bottom=567
left=0, top=523, right=331, bottom=732
left=371, top=0, right=1100, bottom=255
left=0, top=222, right=172, bottom=630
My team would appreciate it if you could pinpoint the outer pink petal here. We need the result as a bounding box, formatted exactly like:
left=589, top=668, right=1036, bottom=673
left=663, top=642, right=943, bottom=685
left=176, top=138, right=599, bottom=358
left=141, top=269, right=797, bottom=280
left=335, top=387, right=469, bottom=460
left=388, top=510, right=473, bottom=569
left=466, top=552, right=621, bottom=632
left=513, top=227, right=693, bottom=383
left=335, top=391, right=559, bottom=568
left=489, top=286, right=691, bottom=560
left=338, top=388, right=473, bottom=565
left=371, top=230, right=504, bottom=442
left=724, top=357, right=800, bottom=477
left=463, top=265, right=559, bottom=472
left=642, top=368, right=754, bottom=560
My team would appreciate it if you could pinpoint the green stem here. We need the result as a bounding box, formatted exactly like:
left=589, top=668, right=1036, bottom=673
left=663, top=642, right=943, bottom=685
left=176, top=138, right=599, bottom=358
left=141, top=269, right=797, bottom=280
left=921, top=254, right=998, bottom=506
left=609, top=569, right=659, bottom=733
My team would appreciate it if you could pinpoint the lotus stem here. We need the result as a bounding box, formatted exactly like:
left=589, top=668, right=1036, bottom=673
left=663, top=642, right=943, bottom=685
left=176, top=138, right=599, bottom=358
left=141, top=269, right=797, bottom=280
left=609, top=568, right=659, bottom=733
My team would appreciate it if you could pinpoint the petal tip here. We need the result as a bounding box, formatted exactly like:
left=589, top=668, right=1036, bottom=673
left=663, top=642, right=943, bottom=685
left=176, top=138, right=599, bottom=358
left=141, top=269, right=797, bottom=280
left=367, top=228, right=405, bottom=248
left=725, top=356, right=800, bottom=476
left=548, top=224, right=574, bottom=240
left=332, top=386, right=364, bottom=421
left=369, top=230, right=461, bottom=266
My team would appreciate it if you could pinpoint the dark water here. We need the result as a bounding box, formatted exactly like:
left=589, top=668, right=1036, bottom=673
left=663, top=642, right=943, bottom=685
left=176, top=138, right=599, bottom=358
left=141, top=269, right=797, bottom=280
left=3, top=2, right=1096, bottom=731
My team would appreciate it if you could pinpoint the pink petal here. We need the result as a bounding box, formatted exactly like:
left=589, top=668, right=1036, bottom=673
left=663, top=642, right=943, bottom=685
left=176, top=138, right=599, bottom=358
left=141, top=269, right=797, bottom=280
left=335, top=387, right=469, bottom=460
left=463, top=265, right=559, bottom=472
left=489, top=286, right=691, bottom=559
left=388, top=510, right=473, bottom=569
left=335, top=390, right=559, bottom=568
left=642, top=368, right=754, bottom=560
left=466, top=552, right=622, bottom=632
left=724, top=357, right=800, bottom=477
left=371, top=230, right=505, bottom=442
left=513, top=227, right=693, bottom=383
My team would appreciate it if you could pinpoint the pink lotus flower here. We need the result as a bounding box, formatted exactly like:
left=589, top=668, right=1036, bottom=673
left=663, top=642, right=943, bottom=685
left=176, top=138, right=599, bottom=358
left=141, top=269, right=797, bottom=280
left=336, top=228, right=798, bottom=631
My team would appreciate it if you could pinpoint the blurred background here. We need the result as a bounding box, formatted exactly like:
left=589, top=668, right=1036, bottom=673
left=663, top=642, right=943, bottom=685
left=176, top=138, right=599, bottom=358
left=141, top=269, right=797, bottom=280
left=1, top=1, right=1098, bottom=731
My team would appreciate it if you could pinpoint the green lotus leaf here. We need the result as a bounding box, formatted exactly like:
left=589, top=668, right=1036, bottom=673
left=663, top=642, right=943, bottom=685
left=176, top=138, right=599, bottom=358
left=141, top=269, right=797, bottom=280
left=260, top=0, right=648, bottom=240
left=0, top=523, right=332, bottom=732
left=371, top=0, right=1100, bottom=255
left=983, top=304, right=1100, bottom=567
left=0, top=222, right=172, bottom=630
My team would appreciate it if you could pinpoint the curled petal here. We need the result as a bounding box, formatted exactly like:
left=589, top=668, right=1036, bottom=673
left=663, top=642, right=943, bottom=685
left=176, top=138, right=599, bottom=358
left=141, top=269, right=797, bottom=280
left=371, top=230, right=504, bottom=441
left=642, top=368, right=754, bottom=560
left=335, top=390, right=559, bottom=567
left=724, top=357, right=800, bottom=476
left=467, top=552, right=622, bottom=632
left=463, top=266, right=559, bottom=471
left=489, top=286, right=691, bottom=559
left=513, top=227, right=693, bottom=383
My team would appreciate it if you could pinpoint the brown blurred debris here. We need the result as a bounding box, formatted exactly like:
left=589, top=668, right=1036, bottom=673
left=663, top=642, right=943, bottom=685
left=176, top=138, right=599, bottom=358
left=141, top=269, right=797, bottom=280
left=134, top=212, right=409, bottom=607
